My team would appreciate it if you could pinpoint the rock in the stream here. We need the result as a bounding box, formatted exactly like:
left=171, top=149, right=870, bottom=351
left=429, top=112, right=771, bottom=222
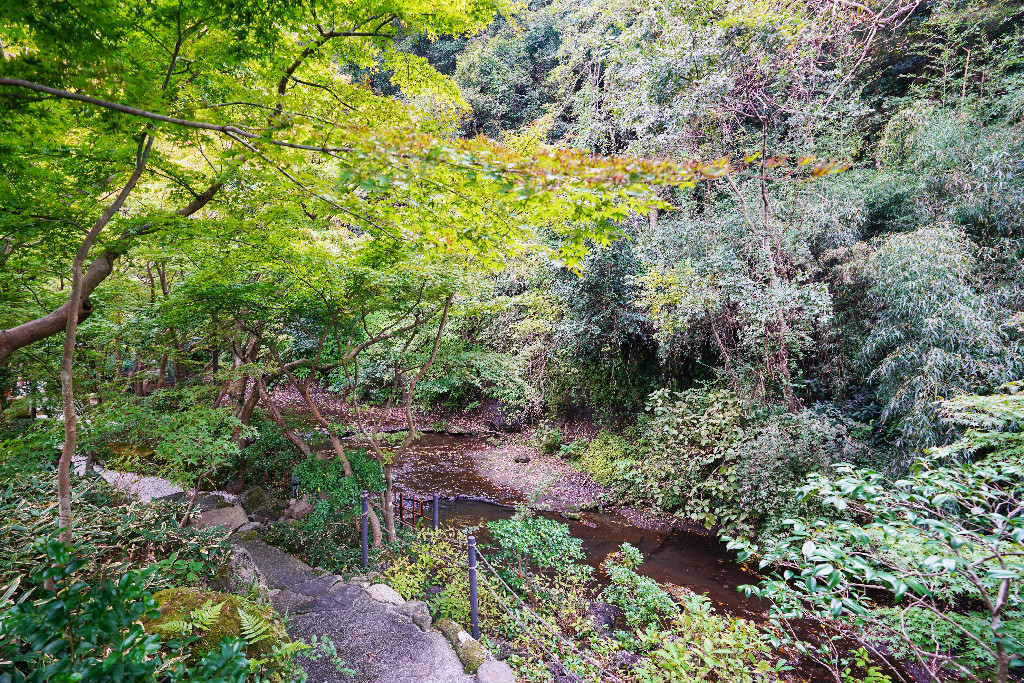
left=476, top=659, right=516, bottom=683
left=193, top=505, right=248, bottom=531
left=512, top=452, right=531, bottom=464
left=366, top=584, right=405, bottom=605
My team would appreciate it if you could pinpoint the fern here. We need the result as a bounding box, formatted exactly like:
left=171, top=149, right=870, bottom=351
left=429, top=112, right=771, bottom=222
left=154, top=599, right=225, bottom=636
left=154, top=618, right=192, bottom=635
left=238, top=608, right=274, bottom=644
left=273, top=641, right=309, bottom=657
left=191, top=600, right=225, bottom=630
left=247, top=640, right=311, bottom=674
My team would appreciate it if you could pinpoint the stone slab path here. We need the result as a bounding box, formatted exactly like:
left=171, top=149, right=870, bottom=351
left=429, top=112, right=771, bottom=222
left=233, top=539, right=474, bottom=683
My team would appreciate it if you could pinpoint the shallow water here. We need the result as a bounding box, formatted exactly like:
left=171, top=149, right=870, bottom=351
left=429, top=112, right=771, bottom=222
left=392, top=433, right=769, bottom=618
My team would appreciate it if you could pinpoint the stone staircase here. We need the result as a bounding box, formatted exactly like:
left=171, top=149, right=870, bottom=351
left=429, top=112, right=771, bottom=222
left=233, top=539, right=488, bottom=683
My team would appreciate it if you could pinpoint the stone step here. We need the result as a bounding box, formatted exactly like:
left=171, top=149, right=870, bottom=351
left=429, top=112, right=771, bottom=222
left=289, top=592, right=472, bottom=683
left=273, top=586, right=362, bottom=615
left=289, top=574, right=342, bottom=597
left=233, top=539, right=475, bottom=683
left=233, top=540, right=316, bottom=589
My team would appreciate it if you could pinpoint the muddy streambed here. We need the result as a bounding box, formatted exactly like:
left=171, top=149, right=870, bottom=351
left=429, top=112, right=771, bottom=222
left=390, top=433, right=769, bottom=619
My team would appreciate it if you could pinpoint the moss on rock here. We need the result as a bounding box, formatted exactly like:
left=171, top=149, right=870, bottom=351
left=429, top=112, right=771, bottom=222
left=145, top=587, right=288, bottom=662
left=457, top=638, right=487, bottom=674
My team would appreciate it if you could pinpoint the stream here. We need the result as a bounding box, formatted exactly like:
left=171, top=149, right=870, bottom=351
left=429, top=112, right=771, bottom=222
left=391, top=433, right=769, bottom=620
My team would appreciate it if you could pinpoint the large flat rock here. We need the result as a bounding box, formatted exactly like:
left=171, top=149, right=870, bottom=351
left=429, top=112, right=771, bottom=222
left=233, top=539, right=317, bottom=589
left=194, top=505, right=248, bottom=531
left=235, top=539, right=472, bottom=683
left=289, top=591, right=471, bottom=683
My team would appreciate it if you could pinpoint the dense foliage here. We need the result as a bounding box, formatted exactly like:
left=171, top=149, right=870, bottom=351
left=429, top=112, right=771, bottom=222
left=3, top=0, right=1024, bottom=680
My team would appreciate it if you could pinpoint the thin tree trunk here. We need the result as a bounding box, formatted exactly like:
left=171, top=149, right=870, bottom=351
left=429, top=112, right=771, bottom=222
left=367, top=505, right=383, bottom=548
left=293, top=382, right=354, bottom=476
left=256, top=378, right=313, bottom=457
left=155, top=352, right=168, bottom=389
left=58, top=134, right=155, bottom=545
left=268, top=329, right=354, bottom=476
left=383, top=466, right=397, bottom=543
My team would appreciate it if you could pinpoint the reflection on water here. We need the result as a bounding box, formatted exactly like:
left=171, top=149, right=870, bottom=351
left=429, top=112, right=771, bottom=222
left=437, top=499, right=769, bottom=619
left=393, top=433, right=768, bottom=618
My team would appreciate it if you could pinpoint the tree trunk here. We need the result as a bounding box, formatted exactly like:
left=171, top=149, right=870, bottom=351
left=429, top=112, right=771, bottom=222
left=257, top=379, right=313, bottom=457
left=383, top=466, right=397, bottom=544
left=294, top=382, right=354, bottom=476
left=58, top=134, right=155, bottom=545
left=367, top=506, right=383, bottom=548
left=155, top=352, right=168, bottom=389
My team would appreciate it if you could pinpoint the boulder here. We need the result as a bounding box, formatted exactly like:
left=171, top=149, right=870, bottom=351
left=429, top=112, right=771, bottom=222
left=347, top=574, right=371, bottom=588
left=588, top=601, right=622, bottom=636
left=366, top=583, right=405, bottom=605
left=193, top=505, right=248, bottom=532
left=611, top=650, right=642, bottom=670
left=156, top=491, right=234, bottom=510
left=396, top=599, right=432, bottom=631
left=512, top=452, right=531, bottom=464
left=145, top=587, right=288, bottom=663
left=252, top=505, right=282, bottom=522
left=240, top=486, right=282, bottom=514
left=477, top=659, right=517, bottom=683
left=548, top=661, right=582, bottom=683
left=236, top=521, right=264, bottom=534
left=437, top=617, right=487, bottom=674
left=482, top=399, right=525, bottom=433
left=284, top=495, right=315, bottom=521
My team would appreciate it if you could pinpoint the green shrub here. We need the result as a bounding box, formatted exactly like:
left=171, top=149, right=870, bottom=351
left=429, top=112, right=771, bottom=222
left=382, top=528, right=499, bottom=625
left=635, top=589, right=782, bottom=683
left=487, top=506, right=591, bottom=593
left=221, top=415, right=300, bottom=494
left=0, top=468, right=230, bottom=590
left=261, top=449, right=386, bottom=573
left=76, top=386, right=250, bottom=489
left=557, top=438, right=588, bottom=461
left=533, top=422, right=563, bottom=454
left=591, top=390, right=865, bottom=535
left=579, top=431, right=631, bottom=485
left=601, top=543, right=677, bottom=630
left=0, top=540, right=249, bottom=683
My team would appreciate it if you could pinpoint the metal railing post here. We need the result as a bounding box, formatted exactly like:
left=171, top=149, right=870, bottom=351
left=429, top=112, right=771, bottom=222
left=468, top=534, right=479, bottom=639
left=432, top=492, right=439, bottom=530
left=361, top=491, right=369, bottom=570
